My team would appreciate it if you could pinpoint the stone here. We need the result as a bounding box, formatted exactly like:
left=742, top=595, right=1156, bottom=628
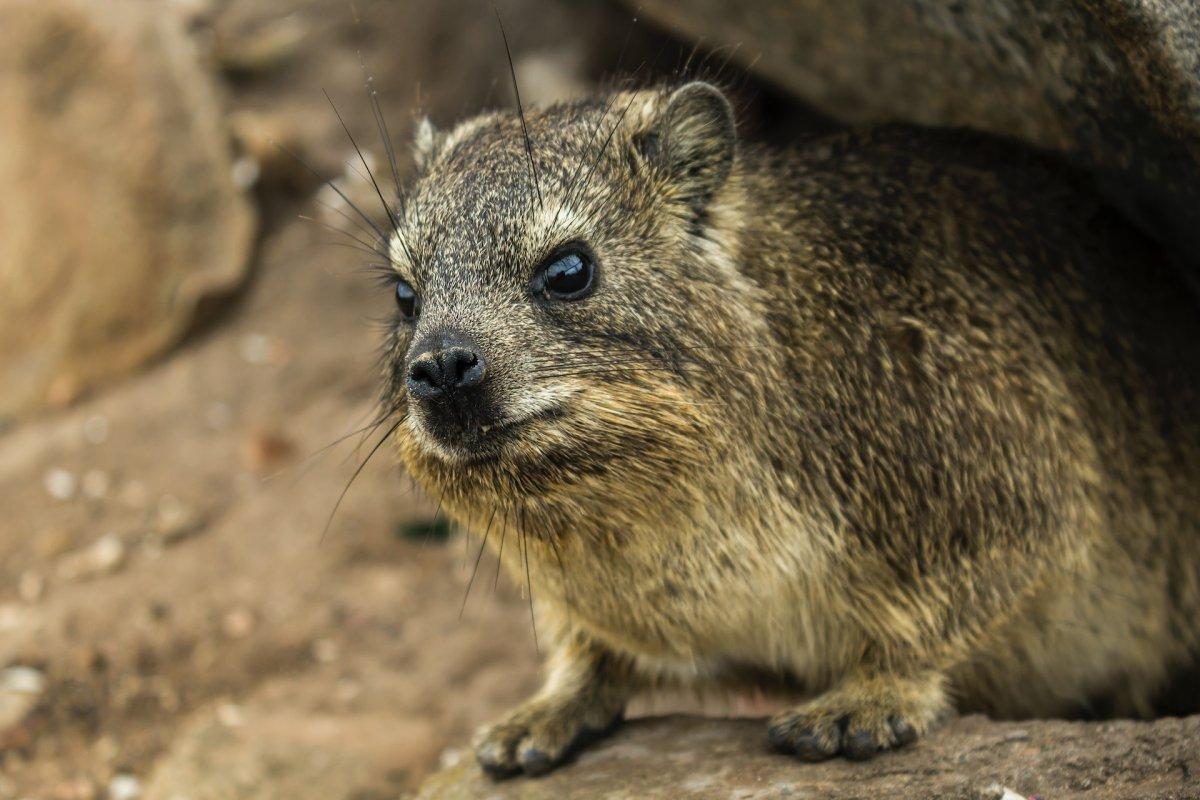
left=0, top=0, right=255, bottom=418
left=629, top=0, right=1200, bottom=292
left=57, top=533, right=127, bottom=581
left=0, top=666, right=46, bottom=750
left=106, top=775, right=141, bottom=800
left=415, top=714, right=1200, bottom=800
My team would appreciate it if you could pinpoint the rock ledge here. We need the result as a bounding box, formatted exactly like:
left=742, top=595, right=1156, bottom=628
left=416, top=713, right=1200, bottom=800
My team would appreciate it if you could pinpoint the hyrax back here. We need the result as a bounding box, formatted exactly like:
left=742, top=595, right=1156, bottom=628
left=378, top=83, right=1200, bottom=774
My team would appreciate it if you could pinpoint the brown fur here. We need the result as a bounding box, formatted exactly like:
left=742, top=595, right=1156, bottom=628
left=376, top=83, right=1200, bottom=774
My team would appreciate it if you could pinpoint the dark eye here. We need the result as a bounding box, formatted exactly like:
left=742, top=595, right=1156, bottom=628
left=536, top=246, right=595, bottom=301
left=395, top=280, right=421, bottom=321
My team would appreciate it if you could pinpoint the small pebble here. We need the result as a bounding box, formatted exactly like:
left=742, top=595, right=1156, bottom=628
left=242, top=430, right=296, bottom=473
left=231, top=155, right=261, bottom=190
left=0, top=666, right=45, bottom=748
left=0, top=666, right=46, bottom=695
left=155, top=495, right=204, bottom=543
left=43, top=468, right=77, bottom=500
left=439, top=745, right=465, bottom=769
left=216, top=702, right=244, bottom=728
left=57, top=534, right=126, bottom=581
left=82, top=415, right=110, bottom=445
left=107, top=774, right=141, bottom=800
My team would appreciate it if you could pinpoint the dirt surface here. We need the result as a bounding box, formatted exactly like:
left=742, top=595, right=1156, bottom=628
left=2, top=2, right=1197, bottom=799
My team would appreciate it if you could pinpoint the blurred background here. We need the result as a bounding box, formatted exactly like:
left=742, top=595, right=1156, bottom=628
left=1, top=1, right=1198, bottom=798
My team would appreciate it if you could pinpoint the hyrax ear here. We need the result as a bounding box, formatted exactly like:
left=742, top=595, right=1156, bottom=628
left=639, top=82, right=736, bottom=208
left=412, top=116, right=444, bottom=171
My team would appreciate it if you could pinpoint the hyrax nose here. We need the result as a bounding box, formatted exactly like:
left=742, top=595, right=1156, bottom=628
left=406, top=341, right=486, bottom=399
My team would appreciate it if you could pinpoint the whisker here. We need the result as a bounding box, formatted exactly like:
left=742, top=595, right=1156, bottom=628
left=324, top=89, right=404, bottom=245
left=493, top=511, right=509, bottom=592
left=494, top=7, right=542, bottom=208
left=460, top=506, right=499, bottom=618
left=265, top=414, right=392, bottom=483
left=320, top=415, right=405, bottom=545
left=275, top=141, right=388, bottom=241
left=359, top=52, right=403, bottom=200
left=519, top=504, right=539, bottom=653
left=298, top=213, right=388, bottom=259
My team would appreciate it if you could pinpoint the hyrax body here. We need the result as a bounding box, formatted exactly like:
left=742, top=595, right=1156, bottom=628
left=378, top=83, right=1200, bottom=774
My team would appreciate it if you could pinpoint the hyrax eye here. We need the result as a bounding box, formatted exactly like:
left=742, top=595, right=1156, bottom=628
left=395, top=280, right=422, bottom=321
left=535, top=246, right=595, bottom=301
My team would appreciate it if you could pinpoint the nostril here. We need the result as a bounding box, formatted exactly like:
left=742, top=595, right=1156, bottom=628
left=407, top=354, right=443, bottom=397
left=441, top=347, right=485, bottom=390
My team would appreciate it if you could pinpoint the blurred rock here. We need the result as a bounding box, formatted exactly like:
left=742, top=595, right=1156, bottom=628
left=153, top=494, right=205, bottom=544
left=0, top=0, right=256, bottom=417
left=242, top=429, right=297, bottom=474
left=416, top=714, right=1200, bottom=800
left=57, top=534, right=127, bottom=581
left=631, top=0, right=1200, bottom=290
left=106, top=774, right=141, bottom=800
left=0, top=666, right=45, bottom=750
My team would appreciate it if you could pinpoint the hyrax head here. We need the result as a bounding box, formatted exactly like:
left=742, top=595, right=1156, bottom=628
left=380, top=82, right=753, bottom=509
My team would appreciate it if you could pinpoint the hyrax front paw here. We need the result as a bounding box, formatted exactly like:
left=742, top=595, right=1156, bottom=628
left=474, top=696, right=623, bottom=777
left=768, top=672, right=948, bottom=761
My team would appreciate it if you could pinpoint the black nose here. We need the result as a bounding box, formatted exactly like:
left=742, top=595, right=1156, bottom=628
left=407, top=343, right=486, bottom=398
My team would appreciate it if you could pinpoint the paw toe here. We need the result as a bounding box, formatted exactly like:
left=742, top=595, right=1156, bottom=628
left=476, top=738, right=519, bottom=777
left=889, top=715, right=918, bottom=747
left=517, top=744, right=555, bottom=776
left=767, top=715, right=841, bottom=762
left=841, top=728, right=879, bottom=760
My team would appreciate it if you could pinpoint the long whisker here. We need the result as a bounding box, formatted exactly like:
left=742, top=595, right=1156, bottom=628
left=298, top=214, right=387, bottom=259
left=275, top=141, right=388, bottom=241
left=359, top=52, right=403, bottom=199
left=324, top=90, right=403, bottom=244
left=460, top=506, right=499, bottom=618
left=320, top=415, right=405, bottom=545
left=312, top=194, right=388, bottom=251
left=493, top=511, right=509, bottom=591
left=265, top=414, right=392, bottom=483
left=494, top=7, right=542, bottom=209
left=519, top=505, right=539, bottom=653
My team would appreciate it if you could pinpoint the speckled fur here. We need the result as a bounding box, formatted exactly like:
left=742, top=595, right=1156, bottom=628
left=377, top=83, right=1200, bottom=774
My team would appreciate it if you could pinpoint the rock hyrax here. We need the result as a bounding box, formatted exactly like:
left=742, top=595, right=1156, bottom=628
left=377, top=82, right=1200, bottom=774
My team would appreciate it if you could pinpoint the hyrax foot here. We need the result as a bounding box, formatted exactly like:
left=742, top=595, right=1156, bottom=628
left=474, top=695, right=624, bottom=777
left=767, top=672, right=948, bottom=761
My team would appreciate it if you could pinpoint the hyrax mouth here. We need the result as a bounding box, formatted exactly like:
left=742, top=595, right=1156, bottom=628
left=418, top=403, right=568, bottom=464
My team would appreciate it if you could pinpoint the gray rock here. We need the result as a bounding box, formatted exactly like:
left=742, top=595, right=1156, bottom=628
left=630, top=0, right=1200, bottom=290
left=416, top=714, right=1200, bottom=799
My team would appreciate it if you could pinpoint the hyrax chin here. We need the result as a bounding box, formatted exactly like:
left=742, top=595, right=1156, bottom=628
left=375, top=81, right=1200, bottom=775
